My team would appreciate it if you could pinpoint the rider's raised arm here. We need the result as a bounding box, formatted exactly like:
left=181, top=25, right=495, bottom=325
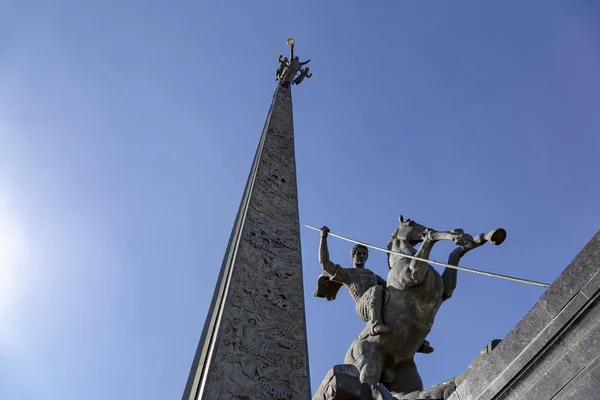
left=319, top=227, right=350, bottom=283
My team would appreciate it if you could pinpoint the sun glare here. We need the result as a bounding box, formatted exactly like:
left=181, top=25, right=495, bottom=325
left=0, top=192, right=27, bottom=324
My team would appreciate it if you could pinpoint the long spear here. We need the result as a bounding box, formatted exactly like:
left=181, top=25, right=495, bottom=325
left=305, top=224, right=550, bottom=289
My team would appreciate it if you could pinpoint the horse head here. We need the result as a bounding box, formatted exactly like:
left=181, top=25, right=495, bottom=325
left=386, top=216, right=429, bottom=269
left=396, top=215, right=428, bottom=245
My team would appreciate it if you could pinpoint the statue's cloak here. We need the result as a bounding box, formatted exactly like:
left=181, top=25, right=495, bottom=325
left=313, top=272, right=387, bottom=301
left=313, top=273, right=343, bottom=301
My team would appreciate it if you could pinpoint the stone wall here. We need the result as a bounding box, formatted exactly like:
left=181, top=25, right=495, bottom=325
left=450, top=231, right=600, bottom=400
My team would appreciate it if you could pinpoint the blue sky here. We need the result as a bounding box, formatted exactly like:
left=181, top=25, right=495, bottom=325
left=1, top=1, right=599, bottom=399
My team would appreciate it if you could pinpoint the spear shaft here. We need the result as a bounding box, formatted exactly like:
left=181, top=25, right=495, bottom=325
left=305, top=224, right=550, bottom=288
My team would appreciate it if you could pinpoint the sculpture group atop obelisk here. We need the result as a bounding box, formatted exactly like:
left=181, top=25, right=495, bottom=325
left=276, top=38, right=312, bottom=87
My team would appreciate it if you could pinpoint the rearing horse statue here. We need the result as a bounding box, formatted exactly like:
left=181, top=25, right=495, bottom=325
left=339, top=216, right=506, bottom=394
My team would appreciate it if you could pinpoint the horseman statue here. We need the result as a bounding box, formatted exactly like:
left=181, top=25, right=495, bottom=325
left=314, top=216, right=506, bottom=396
left=276, top=38, right=311, bottom=88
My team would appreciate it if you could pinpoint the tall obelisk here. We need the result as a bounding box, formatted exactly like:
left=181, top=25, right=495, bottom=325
left=182, top=39, right=311, bottom=400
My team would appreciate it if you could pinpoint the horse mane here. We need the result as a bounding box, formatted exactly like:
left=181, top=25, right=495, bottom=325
left=387, top=226, right=400, bottom=269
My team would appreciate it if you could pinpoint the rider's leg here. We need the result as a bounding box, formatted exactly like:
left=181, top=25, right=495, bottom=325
left=370, top=285, right=390, bottom=335
left=359, top=287, right=390, bottom=335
